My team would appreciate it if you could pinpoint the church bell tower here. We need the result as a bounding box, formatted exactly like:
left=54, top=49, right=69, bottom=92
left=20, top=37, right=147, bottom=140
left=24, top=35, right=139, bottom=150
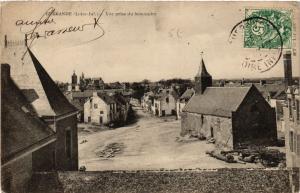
left=194, top=53, right=212, bottom=94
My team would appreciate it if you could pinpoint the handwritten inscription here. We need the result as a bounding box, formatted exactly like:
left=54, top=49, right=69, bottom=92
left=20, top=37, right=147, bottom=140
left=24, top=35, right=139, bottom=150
left=15, top=7, right=105, bottom=48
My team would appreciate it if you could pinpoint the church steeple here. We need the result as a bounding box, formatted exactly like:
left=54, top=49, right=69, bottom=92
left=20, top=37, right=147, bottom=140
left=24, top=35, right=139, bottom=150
left=194, top=53, right=212, bottom=94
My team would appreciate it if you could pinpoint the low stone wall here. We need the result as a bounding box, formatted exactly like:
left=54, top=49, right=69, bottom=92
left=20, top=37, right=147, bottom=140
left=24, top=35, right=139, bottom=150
left=56, top=169, right=292, bottom=193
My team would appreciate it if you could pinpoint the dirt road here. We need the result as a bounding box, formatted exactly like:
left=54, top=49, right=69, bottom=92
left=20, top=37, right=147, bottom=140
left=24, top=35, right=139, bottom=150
left=78, top=107, right=259, bottom=171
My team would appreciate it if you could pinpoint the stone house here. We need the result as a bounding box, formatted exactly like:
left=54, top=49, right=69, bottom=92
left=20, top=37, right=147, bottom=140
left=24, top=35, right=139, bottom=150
left=66, top=89, right=132, bottom=123
left=284, top=86, right=300, bottom=168
left=282, top=51, right=300, bottom=193
left=181, top=58, right=277, bottom=150
left=283, top=51, right=300, bottom=169
left=226, top=81, right=287, bottom=131
left=3, top=35, right=79, bottom=171
left=113, top=93, right=130, bottom=123
left=1, top=64, right=57, bottom=193
left=141, top=91, right=154, bottom=111
left=176, top=88, right=195, bottom=119
left=153, top=88, right=178, bottom=117
left=65, top=91, right=92, bottom=123
left=84, top=92, right=117, bottom=125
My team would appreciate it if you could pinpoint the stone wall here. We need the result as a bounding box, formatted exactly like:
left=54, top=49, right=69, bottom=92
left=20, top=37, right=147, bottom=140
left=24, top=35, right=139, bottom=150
left=1, top=154, right=32, bottom=193
left=284, top=106, right=300, bottom=168
left=32, top=142, right=56, bottom=172
left=233, top=86, right=277, bottom=148
left=55, top=115, right=78, bottom=171
left=181, top=112, right=233, bottom=148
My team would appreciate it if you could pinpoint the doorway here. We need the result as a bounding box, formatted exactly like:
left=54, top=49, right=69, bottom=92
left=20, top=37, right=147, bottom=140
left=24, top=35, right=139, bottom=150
left=99, top=116, right=103, bottom=124
left=155, top=109, right=159, bottom=116
left=210, top=127, right=214, bottom=138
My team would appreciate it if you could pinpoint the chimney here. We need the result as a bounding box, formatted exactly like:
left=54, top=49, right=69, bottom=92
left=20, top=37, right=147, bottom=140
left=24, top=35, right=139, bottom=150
left=283, top=51, right=292, bottom=89
left=1, top=63, right=11, bottom=84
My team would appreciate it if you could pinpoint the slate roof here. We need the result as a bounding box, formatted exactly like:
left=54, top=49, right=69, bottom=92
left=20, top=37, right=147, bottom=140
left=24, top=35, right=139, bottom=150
left=21, top=89, right=39, bottom=103
left=1, top=64, right=55, bottom=163
left=70, top=100, right=84, bottom=111
left=28, top=48, right=77, bottom=116
left=195, top=59, right=211, bottom=78
left=183, top=86, right=252, bottom=117
left=72, top=89, right=132, bottom=99
left=180, top=88, right=195, bottom=100
left=113, top=94, right=129, bottom=106
left=154, top=89, right=179, bottom=100
left=254, top=83, right=286, bottom=99
left=72, top=91, right=94, bottom=98
left=225, top=82, right=286, bottom=100
left=97, top=93, right=116, bottom=104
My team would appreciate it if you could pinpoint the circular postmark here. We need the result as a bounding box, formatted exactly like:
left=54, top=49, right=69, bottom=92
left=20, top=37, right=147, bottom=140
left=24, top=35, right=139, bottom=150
left=228, top=9, right=292, bottom=73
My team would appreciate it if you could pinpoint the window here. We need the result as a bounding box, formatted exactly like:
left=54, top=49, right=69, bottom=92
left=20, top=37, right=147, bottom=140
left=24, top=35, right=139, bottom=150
left=294, top=134, right=297, bottom=155
left=166, top=97, right=169, bottom=103
left=289, top=131, right=294, bottom=152
left=296, top=99, right=299, bottom=121
left=94, top=104, right=98, bottom=109
left=216, top=118, right=221, bottom=129
left=297, top=135, right=300, bottom=156
left=66, top=130, right=72, bottom=158
left=201, top=115, right=204, bottom=125
left=288, top=98, right=292, bottom=117
left=100, top=111, right=104, bottom=114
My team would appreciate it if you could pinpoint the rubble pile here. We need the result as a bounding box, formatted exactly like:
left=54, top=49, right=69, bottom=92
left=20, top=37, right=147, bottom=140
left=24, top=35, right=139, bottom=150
left=96, top=143, right=125, bottom=159
left=205, top=150, right=236, bottom=163
left=206, top=147, right=286, bottom=167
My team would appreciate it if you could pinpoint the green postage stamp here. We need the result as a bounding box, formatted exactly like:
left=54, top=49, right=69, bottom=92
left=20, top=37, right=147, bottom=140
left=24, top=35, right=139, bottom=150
left=244, top=9, right=292, bottom=49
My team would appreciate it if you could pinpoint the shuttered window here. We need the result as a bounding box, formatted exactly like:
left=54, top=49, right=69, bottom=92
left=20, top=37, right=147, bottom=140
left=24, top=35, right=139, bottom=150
left=289, top=131, right=294, bottom=152
left=297, top=134, right=300, bottom=156
left=294, top=134, right=297, bottom=154
left=296, top=100, right=299, bottom=121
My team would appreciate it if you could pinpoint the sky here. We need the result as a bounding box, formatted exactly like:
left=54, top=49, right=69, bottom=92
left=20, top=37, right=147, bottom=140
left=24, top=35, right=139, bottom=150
left=1, top=1, right=300, bottom=83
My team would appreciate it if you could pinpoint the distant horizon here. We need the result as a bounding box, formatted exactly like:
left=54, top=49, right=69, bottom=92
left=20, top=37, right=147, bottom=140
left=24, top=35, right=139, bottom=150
left=56, top=74, right=299, bottom=84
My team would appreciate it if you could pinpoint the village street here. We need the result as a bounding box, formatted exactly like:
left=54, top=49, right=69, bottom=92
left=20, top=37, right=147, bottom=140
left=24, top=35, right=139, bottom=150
left=78, top=107, right=260, bottom=171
